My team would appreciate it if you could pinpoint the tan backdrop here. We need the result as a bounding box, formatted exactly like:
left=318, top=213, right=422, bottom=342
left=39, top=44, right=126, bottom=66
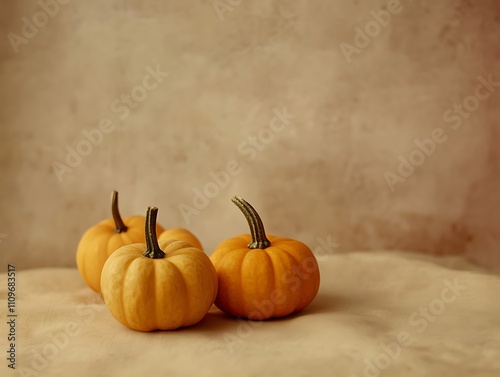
left=1, top=0, right=499, bottom=272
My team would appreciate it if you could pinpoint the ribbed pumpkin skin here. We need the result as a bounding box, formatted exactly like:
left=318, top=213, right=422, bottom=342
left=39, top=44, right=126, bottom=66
left=101, top=240, right=218, bottom=331
left=158, top=228, right=203, bottom=250
left=210, top=235, right=320, bottom=320
left=76, top=215, right=164, bottom=293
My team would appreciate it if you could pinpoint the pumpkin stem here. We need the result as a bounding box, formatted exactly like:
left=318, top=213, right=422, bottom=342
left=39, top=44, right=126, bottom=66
left=143, top=207, right=165, bottom=259
left=111, top=190, right=128, bottom=234
left=231, top=196, right=271, bottom=249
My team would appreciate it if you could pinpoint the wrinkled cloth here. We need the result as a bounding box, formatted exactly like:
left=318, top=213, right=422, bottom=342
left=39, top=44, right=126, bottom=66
left=2, top=251, right=500, bottom=377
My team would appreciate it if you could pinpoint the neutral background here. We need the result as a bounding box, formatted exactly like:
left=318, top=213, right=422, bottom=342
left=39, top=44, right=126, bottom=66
left=0, top=0, right=499, bottom=272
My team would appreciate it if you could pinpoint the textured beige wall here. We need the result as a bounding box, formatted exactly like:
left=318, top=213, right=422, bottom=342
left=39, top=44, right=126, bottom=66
left=0, top=0, right=499, bottom=272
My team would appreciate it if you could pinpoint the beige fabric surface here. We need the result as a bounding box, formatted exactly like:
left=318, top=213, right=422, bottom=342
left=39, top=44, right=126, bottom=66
left=2, top=251, right=500, bottom=377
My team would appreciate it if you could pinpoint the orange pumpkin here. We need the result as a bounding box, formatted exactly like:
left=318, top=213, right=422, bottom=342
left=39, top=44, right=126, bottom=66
left=76, top=191, right=164, bottom=293
left=210, top=196, right=320, bottom=320
left=101, top=207, right=218, bottom=331
left=158, top=228, right=203, bottom=250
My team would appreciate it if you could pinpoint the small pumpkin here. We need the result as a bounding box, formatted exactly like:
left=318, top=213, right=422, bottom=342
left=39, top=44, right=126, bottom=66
left=76, top=190, right=164, bottom=293
left=158, top=227, right=203, bottom=250
left=210, top=196, right=320, bottom=320
left=101, top=206, right=218, bottom=331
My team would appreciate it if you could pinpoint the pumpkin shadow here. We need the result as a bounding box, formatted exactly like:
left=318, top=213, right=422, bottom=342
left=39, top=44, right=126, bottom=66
left=188, top=306, right=245, bottom=333
left=259, top=291, right=344, bottom=323
left=299, top=291, right=344, bottom=316
left=188, top=291, right=342, bottom=333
